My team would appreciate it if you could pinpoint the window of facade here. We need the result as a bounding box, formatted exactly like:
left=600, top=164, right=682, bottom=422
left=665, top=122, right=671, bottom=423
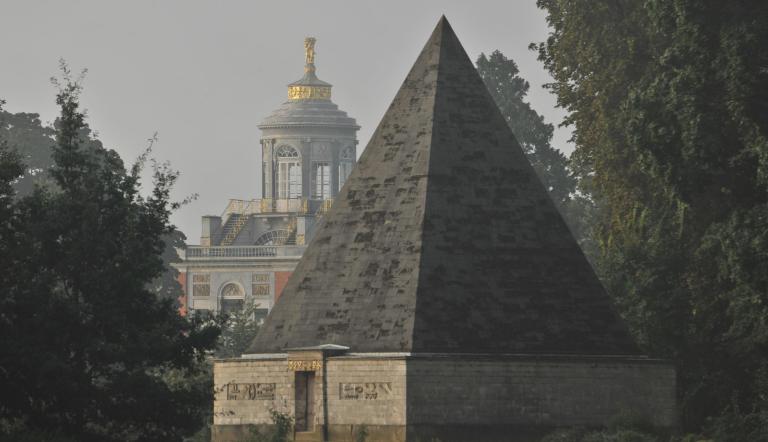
left=254, top=230, right=290, bottom=246
left=192, top=274, right=210, bottom=297
left=252, top=273, right=272, bottom=298
left=220, top=282, right=244, bottom=299
left=339, top=147, right=354, bottom=190
left=219, top=282, right=244, bottom=314
left=312, top=161, right=331, bottom=200
left=276, top=145, right=301, bottom=199
left=221, top=299, right=244, bottom=315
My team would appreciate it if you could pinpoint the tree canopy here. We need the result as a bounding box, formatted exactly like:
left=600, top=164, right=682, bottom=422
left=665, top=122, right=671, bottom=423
left=475, top=51, right=597, bottom=251
left=0, top=68, right=220, bottom=441
left=535, top=0, right=768, bottom=434
left=476, top=50, right=575, bottom=207
left=215, top=298, right=264, bottom=359
left=0, top=108, right=56, bottom=196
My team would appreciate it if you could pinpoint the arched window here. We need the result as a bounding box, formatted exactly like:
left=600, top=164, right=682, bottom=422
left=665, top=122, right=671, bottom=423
left=276, top=145, right=299, bottom=158
left=338, top=146, right=355, bottom=190
left=276, top=145, right=301, bottom=199
left=220, top=282, right=244, bottom=298
left=219, top=282, right=245, bottom=314
left=254, top=229, right=291, bottom=246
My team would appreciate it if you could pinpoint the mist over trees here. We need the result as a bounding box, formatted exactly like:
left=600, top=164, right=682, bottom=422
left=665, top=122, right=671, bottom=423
left=0, top=109, right=56, bottom=196
left=534, top=0, right=768, bottom=438
left=476, top=50, right=575, bottom=208
left=476, top=50, right=598, bottom=260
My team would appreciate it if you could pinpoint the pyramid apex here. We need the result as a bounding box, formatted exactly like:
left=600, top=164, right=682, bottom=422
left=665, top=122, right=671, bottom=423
left=428, top=14, right=455, bottom=46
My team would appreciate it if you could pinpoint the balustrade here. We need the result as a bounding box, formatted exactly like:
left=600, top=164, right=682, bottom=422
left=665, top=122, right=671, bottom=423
left=186, top=245, right=304, bottom=259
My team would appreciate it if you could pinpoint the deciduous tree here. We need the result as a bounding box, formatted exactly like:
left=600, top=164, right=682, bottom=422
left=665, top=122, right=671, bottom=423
left=476, top=50, right=575, bottom=207
left=476, top=51, right=596, bottom=250
left=535, top=0, right=768, bottom=432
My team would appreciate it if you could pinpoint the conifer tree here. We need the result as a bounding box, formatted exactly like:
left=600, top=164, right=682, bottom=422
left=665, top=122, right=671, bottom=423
left=0, top=66, right=220, bottom=441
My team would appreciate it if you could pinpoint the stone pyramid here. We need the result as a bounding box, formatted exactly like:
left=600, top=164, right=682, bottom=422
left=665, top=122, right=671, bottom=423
left=248, top=17, right=639, bottom=355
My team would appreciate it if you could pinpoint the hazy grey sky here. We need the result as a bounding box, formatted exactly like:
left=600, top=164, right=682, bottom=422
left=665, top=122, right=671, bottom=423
left=2, top=0, right=570, bottom=241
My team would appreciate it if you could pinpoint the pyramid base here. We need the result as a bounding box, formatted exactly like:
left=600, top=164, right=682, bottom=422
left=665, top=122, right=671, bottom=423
left=212, top=351, right=676, bottom=442
left=213, top=423, right=583, bottom=442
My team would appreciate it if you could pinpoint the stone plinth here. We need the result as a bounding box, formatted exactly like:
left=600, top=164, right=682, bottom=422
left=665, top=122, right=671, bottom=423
left=212, top=353, right=675, bottom=442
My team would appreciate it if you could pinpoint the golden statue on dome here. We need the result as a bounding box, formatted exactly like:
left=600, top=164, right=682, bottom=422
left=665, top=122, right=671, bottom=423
left=304, top=37, right=316, bottom=66
left=288, top=37, right=332, bottom=100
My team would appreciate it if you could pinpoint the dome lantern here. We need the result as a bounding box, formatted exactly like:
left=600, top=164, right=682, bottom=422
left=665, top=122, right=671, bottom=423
left=287, top=37, right=332, bottom=101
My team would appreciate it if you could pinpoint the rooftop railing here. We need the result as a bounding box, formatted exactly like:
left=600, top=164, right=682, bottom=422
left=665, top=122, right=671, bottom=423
left=185, top=245, right=305, bottom=259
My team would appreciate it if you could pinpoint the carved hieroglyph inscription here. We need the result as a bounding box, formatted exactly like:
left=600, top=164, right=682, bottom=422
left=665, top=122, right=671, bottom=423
left=226, top=383, right=276, bottom=400
left=288, top=360, right=322, bottom=371
left=339, top=382, right=392, bottom=400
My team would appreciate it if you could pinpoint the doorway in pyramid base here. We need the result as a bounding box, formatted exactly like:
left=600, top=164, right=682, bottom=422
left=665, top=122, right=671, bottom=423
left=211, top=348, right=675, bottom=442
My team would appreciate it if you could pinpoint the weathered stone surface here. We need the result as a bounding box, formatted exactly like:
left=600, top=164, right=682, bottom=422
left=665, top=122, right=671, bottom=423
left=405, top=355, right=676, bottom=428
left=249, top=17, right=638, bottom=355
left=213, top=359, right=294, bottom=427
left=212, top=353, right=675, bottom=441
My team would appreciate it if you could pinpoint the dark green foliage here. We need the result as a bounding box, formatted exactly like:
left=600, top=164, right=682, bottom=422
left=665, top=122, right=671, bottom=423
left=0, top=92, right=108, bottom=198
left=582, top=431, right=658, bottom=442
left=355, top=424, right=370, bottom=442
left=541, top=427, right=590, bottom=442
left=543, top=429, right=657, bottom=442
left=0, top=66, right=220, bottom=441
left=216, top=298, right=264, bottom=358
left=154, top=229, right=188, bottom=305
left=11, top=117, right=185, bottom=306
left=0, top=419, right=77, bottom=442
left=476, top=50, right=575, bottom=208
left=0, top=101, right=25, bottom=201
left=704, top=408, right=768, bottom=442
left=267, top=409, right=293, bottom=442
left=247, top=409, right=293, bottom=442
left=535, top=0, right=768, bottom=433
left=0, top=104, right=186, bottom=305
left=541, top=411, right=662, bottom=442
left=0, top=106, right=56, bottom=196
